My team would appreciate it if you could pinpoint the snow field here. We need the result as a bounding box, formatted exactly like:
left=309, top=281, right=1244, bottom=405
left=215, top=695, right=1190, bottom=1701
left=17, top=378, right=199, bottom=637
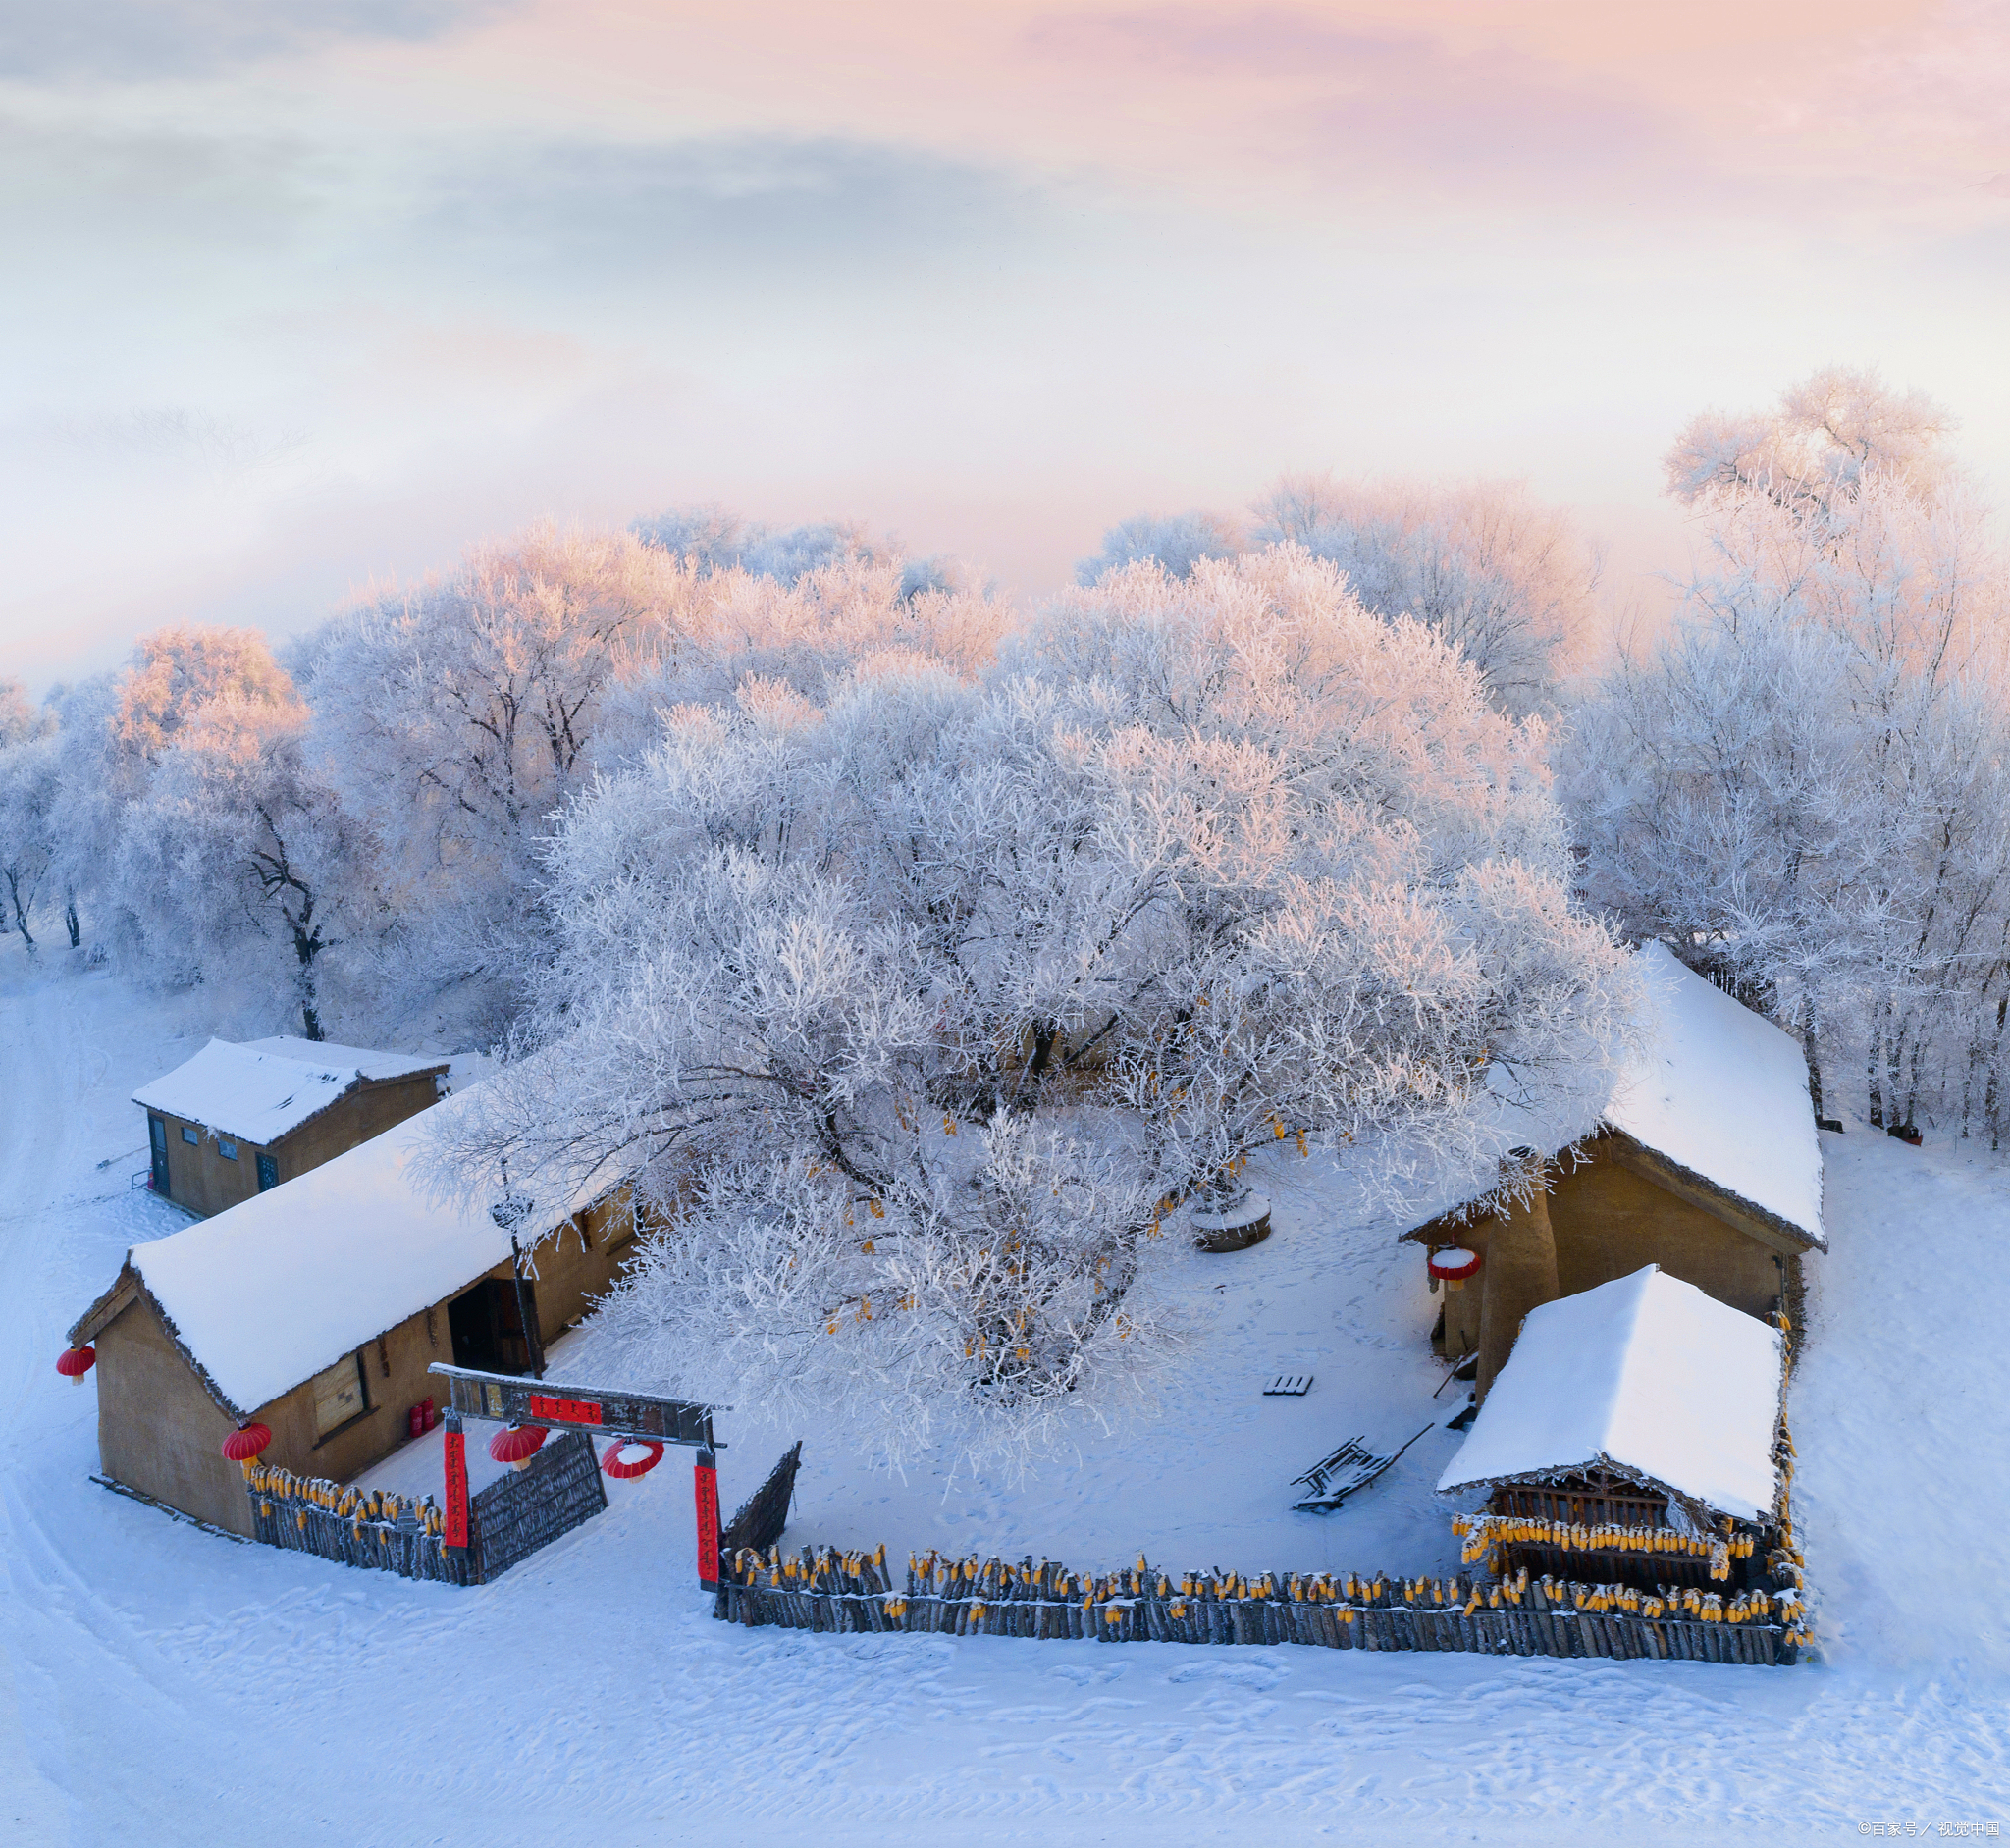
left=4, top=940, right=2008, bottom=1845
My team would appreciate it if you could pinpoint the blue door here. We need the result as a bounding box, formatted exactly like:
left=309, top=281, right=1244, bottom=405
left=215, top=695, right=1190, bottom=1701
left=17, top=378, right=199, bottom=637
left=256, top=1152, right=279, bottom=1191
left=147, top=1116, right=169, bottom=1194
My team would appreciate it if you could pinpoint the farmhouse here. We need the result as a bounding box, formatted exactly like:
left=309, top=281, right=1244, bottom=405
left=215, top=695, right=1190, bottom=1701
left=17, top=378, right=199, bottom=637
left=1408, top=942, right=1825, bottom=1399
left=67, top=1086, right=637, bottom=1536
left=134, top=1036, right=450, bottom=1217
left=1438, top=1264, right=1790, bottom=1595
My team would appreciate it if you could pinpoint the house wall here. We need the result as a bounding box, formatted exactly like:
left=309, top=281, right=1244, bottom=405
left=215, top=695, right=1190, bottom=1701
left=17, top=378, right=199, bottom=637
left=1422, top=1149, right=1785, bottom=1357
left=1547, top=1155, right=1783, bottom=1317
left=90, top=1191, right=645, bottom=1534
left=147, top=1072, right=444, bottom=1218
left=95, top=1294, right=252, bottom=1535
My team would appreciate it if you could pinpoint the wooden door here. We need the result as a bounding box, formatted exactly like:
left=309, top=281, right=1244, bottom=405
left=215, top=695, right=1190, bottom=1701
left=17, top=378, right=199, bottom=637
left=147, top=1116, right=169, bottom=1194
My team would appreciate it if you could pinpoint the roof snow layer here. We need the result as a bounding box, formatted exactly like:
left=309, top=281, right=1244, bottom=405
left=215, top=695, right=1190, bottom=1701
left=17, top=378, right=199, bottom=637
left=132, top=1040, right=360, bottom=1146
left=125, top=1086, right=587, bottom=1416
left=241, top=1037, right=448, bottom=1083
left=1437, top=1265, right=1783, bottom=1522
left=1607, top=942, right=1825, bottom=1249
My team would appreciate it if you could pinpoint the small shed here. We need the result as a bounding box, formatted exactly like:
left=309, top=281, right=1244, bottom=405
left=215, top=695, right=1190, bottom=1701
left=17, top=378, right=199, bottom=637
left=1437, top=1265, right=1787, bottom=1592
left=69, top=1086, right=636, bottom=1536
left=1409, top=943, right=1825, bottom=1380
left=134, top=1037, right=450, bottom=1217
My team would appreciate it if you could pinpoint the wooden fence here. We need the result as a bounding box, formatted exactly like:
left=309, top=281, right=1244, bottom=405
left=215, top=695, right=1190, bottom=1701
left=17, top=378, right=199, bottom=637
left=241, top=1432, right=608, bottom=1586
left=714, top=1547, right=1808, bottom=1666
left=245, top=1464, right=472, bottom=1585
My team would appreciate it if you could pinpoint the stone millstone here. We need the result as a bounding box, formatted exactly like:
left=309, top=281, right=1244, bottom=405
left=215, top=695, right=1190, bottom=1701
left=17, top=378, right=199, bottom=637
left=1192, top=1191, right=1273, bottom=1253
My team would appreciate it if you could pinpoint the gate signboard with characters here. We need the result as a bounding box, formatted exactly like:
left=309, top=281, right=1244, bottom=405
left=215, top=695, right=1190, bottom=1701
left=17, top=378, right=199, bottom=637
left=429, top=1363, right=728, bottom=1587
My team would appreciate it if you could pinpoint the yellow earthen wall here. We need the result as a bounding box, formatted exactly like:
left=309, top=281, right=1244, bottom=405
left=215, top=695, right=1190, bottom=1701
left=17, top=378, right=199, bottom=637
left=1420, top=1149, right=1786, bottom=1350
left=1545, top=1156, right=1783, bottom=1317
left=95, top=1294, right=252, bottom=1534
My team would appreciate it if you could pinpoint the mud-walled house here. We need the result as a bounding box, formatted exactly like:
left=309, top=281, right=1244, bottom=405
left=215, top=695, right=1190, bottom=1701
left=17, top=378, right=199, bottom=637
left=1438, top=1264, right=1796, bottom=1601
left=67, top=1086, right=636, bottom=1536
left=133, top=1036, right=450, bottom=1217
left=1406, top=942, right=1825, bottom=1401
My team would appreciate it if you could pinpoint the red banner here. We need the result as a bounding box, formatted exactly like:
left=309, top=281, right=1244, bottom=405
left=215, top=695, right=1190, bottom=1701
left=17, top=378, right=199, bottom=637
left=528, top=1394, right=602, bottom=1425
left=693, top=1453, right=720, bottom=1589
left=443, top=1427, right=469, bottom=1550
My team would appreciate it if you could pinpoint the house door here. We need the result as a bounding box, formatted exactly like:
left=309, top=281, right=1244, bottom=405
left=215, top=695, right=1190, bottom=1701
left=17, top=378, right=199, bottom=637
left=147, top=1116, right=169, bottom=1194
left=256, top=1152, right=279, bottom=1191
left=447, top=1278, right=539, bottom=1375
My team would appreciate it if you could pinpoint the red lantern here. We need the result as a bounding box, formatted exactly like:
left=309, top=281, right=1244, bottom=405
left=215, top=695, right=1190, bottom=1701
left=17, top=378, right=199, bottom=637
left=489, top=1424, right=549, bottom=1472
left=1429, top=1247, right=1482, bottom=1289
left=602, top=1438, right=664, bottom=1480
left=221, top=1423, right=272, bottom=1472
left=56, top=1346, right=96, bottom=1385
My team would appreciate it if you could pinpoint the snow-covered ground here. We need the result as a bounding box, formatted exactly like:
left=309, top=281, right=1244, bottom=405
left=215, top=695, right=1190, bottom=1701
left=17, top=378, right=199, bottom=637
left=4, top=938, right=2006, bottom=1845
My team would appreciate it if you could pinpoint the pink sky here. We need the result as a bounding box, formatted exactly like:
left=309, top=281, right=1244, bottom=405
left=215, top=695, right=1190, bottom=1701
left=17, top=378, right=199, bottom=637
left=4, top=1, right=2006, bottom=687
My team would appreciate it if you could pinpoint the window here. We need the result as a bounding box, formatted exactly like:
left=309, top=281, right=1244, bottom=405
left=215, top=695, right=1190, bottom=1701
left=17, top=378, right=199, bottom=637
left=181, top=1126, right=198, bottom=1145
left=218, top=1139, right=238, bottom=1160
left=256, top=1152, right=279, bottom=1191
left=311, top=1351, right=367, bottom=1439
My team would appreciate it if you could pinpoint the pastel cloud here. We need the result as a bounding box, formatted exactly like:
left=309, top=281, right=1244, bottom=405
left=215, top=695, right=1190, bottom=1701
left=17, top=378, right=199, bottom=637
left=1, top=0, right=517, bottom=80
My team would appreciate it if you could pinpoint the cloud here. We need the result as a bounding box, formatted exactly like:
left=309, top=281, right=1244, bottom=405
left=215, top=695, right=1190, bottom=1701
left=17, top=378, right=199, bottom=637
left=0, top=0, right=515, bottom=81
left=1031, top=8, right=1683, bottom=200
left=411, top=135, right=1044, bottom=283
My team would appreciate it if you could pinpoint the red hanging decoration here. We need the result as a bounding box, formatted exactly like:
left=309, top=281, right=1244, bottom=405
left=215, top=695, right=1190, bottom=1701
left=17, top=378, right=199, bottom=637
left=488, top=1424, right=549, bottom=1471
left=56, top=1346, right=96, bottom=1384
left=602, top=1438, right=665, bottom=1480
left=221, top=1423, right=272, bottom=1466
left=1428, top=1247, right=1482, bottom=1282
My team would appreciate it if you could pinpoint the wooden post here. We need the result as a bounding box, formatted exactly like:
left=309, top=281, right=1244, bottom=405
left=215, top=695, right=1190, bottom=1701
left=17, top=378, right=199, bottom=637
left=694, top=1447, right=721, bottom=1591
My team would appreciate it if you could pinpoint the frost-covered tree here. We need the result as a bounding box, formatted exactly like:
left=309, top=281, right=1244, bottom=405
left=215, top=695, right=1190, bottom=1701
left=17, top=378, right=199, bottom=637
left=1664, top=365, right=1960, bottom=517
left=633, top=502, right=969, bottom=601
left=127, top=695, right=376, bottom=1037
left=1251, top=478, right=1600, bottom=717
left=1566, top=379, right=2010, bottom=1135
left=0, top=734, right=61, bottom=948
left=39, top=628, right=374, bottom=1030
left=588, top=550, right=1014, bottom=769
left=304, top=524, right=684, bottom=1031
left=439, top=549, right=1633, bottom=1468
left=1075, top=510, right=1245, bottom=586
left=0, top=679, right=54, bottom=748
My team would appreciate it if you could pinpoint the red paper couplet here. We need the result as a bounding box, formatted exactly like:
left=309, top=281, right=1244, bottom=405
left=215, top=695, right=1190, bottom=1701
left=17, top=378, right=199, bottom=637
left=693, top=1451, right=720, bottom=1589
left=527, top=1394, right=603, bottom=1425
left=443, top=1427, right=469, bottom=1550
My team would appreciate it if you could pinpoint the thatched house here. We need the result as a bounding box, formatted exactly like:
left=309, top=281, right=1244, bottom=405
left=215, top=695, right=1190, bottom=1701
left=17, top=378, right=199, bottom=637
left=135, top=1036, right=449, bottom=1217
left=1407, top=943, right=1825, bottom=1399
left=69, top=1086, right=636, bottom=1536
left=1437, top=1264, right=1788, bottom=1594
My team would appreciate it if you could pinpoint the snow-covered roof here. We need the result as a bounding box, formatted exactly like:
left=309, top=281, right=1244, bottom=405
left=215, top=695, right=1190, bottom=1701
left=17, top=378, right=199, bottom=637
left=99, top=1085, right=618, bottom=1416
left=240, top=1036, right=449, bottom=1083
left=1437, top=1265, right=1784, bottom=1524
left=1605, top=942, right=1825, bottom=1250
left=133, top=1040, right=362, bottom=1146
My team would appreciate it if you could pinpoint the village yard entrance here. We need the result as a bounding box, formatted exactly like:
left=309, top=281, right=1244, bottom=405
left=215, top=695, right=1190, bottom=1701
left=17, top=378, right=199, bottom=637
left=447, top=1279, right=540, bottom=1375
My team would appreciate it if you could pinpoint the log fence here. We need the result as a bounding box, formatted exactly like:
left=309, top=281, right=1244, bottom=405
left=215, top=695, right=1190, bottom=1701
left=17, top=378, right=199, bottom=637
left=714, top=1547, right=1808, bottom=1665
left=245, top=1463, right=473, bottom=1585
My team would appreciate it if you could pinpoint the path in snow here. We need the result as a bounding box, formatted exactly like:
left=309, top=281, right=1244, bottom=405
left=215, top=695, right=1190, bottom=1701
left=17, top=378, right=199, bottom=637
left=2, top=938, right=2005, bottom=1846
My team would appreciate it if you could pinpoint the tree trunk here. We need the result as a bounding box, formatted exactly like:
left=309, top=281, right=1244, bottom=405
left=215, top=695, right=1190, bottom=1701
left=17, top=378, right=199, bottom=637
left=64, top=894, right=79, bottom=948
left=5, top=872, right=33, bottom=950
